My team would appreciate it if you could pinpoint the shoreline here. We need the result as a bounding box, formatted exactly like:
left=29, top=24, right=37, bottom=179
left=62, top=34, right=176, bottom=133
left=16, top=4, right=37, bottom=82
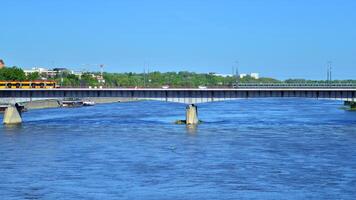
left=22, top=97, right=139, bottom=110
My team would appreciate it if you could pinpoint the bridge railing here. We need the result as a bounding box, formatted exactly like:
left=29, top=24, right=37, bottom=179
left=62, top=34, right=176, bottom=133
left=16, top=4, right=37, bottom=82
left=54, top=83, right=356, bottom=89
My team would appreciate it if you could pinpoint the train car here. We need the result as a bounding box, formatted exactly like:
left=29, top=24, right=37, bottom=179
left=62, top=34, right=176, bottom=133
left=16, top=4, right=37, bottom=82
left=0, top=80, right=58, bottom=89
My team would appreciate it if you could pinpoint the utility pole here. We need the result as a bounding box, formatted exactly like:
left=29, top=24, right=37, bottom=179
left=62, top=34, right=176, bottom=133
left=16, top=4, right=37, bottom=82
left=143, top=61, right=149, bottom=88
left=99, top=64, right=105, bottom=86
left=143, top=68, right=146, bottom=88
left=327, top=66, right=329, bottom=82
left=100, top=64, right=104, bottom=78
left=147, top=63, right=151, bottom=87
left=327, top=61, right=332, bottom=83
left=329, top=62, right=332, bottom=82
left=235, top=60, right=239, bottom=83
left=327, top=68, right=329, bottom=82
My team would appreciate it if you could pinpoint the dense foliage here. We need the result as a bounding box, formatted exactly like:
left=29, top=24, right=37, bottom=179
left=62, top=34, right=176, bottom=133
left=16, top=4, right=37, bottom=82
left=0, top=67, right=27, bottom=81
left=103, top=72, right=280, bottom=87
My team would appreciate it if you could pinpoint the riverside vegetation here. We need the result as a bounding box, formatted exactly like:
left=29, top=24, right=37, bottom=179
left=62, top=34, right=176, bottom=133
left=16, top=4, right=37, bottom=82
left=1, top=66, right=355, bottom=88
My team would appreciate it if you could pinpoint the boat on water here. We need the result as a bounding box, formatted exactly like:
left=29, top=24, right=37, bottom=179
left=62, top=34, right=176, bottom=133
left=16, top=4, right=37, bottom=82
left=83, top=100, right=95, bottom=106
left=61, top=100, right=83, bottom=108
left=61, top=99, right=95, bottom=107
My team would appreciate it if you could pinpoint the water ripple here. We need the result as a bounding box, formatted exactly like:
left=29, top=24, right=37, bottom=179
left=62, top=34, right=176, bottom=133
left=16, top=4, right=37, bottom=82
left=0, top=99, right=356, bottom=199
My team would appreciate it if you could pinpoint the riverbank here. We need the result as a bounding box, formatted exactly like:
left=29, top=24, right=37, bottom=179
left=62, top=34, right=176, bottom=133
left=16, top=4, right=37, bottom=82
left=21, top=97, right=139, bottom=110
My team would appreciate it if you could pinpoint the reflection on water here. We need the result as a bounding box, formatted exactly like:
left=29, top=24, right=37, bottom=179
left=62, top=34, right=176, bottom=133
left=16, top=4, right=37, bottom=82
left=0, top=99, right=356, bottom=199
left=185, top=124, right=198, bottom=134
left=2, top=123, right=23, bottom=133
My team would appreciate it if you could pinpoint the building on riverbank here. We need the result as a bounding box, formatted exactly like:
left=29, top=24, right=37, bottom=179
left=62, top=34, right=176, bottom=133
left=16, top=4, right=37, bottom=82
left=24, top=67, right=83, bottom=79
left=24, top=67, right=57, bottom=78
left=239, top=73, right=259, bottom=79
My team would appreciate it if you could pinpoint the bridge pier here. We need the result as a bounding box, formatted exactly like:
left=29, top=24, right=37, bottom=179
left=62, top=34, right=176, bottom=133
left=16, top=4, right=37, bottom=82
left=3, top=104, right=22, bottom=125
left=186, top=104, right=199, bottom=125
left=344, top=101, right=351, bottom=106
left=344, top=101, right=356, bottom=110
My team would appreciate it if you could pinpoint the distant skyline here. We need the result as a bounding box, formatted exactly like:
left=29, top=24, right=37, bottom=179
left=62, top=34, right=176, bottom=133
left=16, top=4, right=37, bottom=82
left=1, top=0, right=355, bottom=80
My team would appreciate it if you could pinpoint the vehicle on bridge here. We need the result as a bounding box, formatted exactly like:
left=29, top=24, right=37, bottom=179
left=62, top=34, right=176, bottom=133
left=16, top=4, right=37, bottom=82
left=0, top=80, right=58, bottom=89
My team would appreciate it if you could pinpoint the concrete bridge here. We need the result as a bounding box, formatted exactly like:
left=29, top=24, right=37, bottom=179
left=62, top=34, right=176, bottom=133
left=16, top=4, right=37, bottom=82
left=1, top=87, right=356, bottom=125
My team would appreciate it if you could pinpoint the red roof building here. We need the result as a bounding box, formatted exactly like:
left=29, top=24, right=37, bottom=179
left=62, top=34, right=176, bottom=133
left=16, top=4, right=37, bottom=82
left=0, top=59, right=4, bottom=69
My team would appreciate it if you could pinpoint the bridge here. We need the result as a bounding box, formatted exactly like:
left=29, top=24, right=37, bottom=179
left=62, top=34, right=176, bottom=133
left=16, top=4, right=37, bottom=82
left=1, top=87, right=356, bottom=125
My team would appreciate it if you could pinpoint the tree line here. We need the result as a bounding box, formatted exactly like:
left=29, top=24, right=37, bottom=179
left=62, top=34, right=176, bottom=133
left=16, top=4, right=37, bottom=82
left=1, top=66, right=355, bottom=87
left=102, top=71, right=279, bottom=87
left=0, top=67, right=98, bottom=87
left=0, top=67, right=40, bottom=81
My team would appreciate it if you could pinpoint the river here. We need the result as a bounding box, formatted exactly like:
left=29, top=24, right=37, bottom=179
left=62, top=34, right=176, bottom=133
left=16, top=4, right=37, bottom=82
left=1, top=99, right=356, bottom=199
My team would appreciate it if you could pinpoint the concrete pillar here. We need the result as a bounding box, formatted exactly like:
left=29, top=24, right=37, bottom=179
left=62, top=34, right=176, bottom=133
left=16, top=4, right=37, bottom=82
left=344, top=101, right=351, bottom=106
left=344, top=101, right=356, bottom=110
left=351, top=102, right=356, bottom=110
left=186, top=104, right=198, bottom=125
left=3, top=104, right=22, bottom=125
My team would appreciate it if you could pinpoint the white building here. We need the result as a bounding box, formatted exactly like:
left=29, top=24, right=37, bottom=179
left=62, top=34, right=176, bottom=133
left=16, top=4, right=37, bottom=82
left=24, top=67, right=85, bottom=79
left=239, top=73, right=259, bottom=79
left=72, top=71, right=83, bottom=78
left=212, top=73, right=233, bottom=77
left=239, top=73, right=247, bottom=78
left=212, top=72, right=259, bottom=79
left=23, top=67, right=57, bottom=78
left=250, top=73, right=259, bottom=79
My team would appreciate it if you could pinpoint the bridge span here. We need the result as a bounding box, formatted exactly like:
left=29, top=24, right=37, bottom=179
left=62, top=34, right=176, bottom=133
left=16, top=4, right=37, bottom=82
left=1, top=87, right=356, bottom=125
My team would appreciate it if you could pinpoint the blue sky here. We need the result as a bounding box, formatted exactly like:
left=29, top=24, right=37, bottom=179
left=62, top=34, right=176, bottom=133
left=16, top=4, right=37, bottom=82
left=1, top=0, right=355, bottom=79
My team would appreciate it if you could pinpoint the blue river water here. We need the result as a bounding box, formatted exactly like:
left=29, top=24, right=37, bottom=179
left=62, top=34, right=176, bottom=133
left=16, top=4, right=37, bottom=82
left=0, top=99, right=356, bottom=199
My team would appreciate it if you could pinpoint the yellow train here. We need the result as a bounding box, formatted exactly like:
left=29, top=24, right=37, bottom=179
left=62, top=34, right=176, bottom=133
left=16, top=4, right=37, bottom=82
left=0, top=81, right=57, bottom=89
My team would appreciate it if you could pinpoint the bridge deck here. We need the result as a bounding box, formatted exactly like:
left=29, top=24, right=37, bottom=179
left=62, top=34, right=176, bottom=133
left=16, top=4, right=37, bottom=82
left=1, top=88, right=355, bottom=104
left=0, top=87, right=356, bottom=91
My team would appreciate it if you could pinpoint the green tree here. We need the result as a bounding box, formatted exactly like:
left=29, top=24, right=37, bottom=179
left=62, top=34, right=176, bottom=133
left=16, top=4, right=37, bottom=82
left=27, top=72, right=41, bottom=81
left=81, top=73, right=98, bottom=87
left=0, top=66, right=26, bottom=81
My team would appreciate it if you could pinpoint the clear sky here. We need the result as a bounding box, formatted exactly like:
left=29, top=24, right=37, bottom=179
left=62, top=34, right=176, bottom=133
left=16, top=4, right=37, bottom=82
left=1, top=0, right=355, bottom=79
